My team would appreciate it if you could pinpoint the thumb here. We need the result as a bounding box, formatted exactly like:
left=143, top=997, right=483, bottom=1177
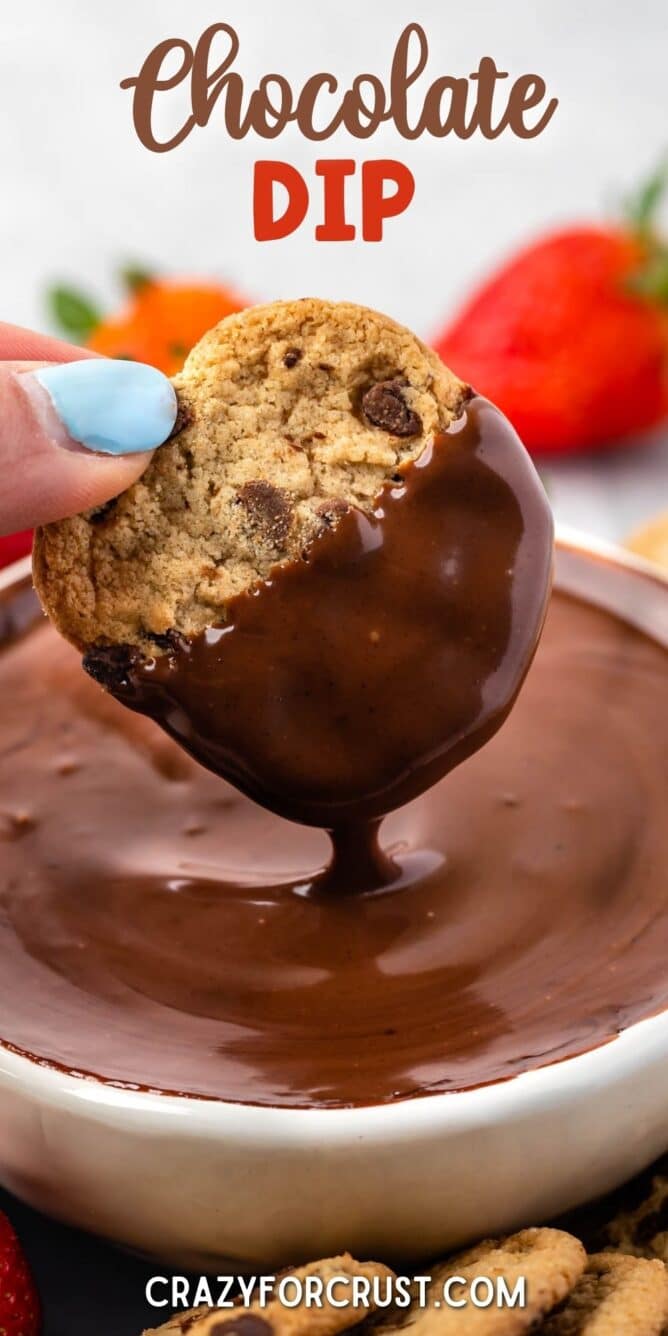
left=0, top=358, right=177, bottom=535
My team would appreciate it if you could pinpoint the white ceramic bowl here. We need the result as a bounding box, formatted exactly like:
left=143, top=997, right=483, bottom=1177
left=0, top=533, right=667, bottom=1270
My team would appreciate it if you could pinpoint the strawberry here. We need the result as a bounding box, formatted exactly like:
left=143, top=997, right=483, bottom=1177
left=0, top=1210, right=40, bottom=1336
left=0, top=531, right=32, bottom=570
left=434, top=167, right=668, bottom=455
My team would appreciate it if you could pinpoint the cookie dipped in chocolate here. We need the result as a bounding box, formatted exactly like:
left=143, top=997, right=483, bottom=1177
left=82, top=397, right=553, bottom=858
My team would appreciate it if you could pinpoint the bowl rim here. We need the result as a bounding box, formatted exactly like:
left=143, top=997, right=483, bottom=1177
left=1, top=526, right=667, bottom=1139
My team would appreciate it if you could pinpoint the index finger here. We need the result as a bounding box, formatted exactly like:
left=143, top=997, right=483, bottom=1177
left=0, top=321, right=97, bottom=364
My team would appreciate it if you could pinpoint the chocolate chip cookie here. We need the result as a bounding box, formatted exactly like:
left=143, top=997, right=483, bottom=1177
left=34, top=299, right=467, bottom=654
left=425, top=1228, right=586, bottom=1334
left=142, top=1255, right=395, bottom=1336
left=626, top=513, right=668, bottom=572
left=351, top=1228, right=586, bottom=1334
left=538, top=1252, right=668, bottom=1334
left=603, top=1171, right=668, bottom=1264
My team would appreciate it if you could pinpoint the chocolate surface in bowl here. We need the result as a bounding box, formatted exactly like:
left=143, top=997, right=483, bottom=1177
left=0, top=545, right=667, bottom=1107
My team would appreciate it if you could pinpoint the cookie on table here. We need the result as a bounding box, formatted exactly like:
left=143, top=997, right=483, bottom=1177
left=144, top=1310, right=207, bottom=1335
left=34, top=298, right=468, bottom=656
left=354, top=1227, right=586, bottom=1334
left=625, top=513, right=668, bottom=572
left=537, top=1251, right=668, bottom=1335
left=554, top=1156, right=668, bottom=1261
left=603, top=1171, right=668, bottom=1264
left=142, top=1255, right=395, bottom=1336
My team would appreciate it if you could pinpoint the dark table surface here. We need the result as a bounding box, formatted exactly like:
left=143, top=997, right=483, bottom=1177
left=0, top=1186, right=193, bottom=1336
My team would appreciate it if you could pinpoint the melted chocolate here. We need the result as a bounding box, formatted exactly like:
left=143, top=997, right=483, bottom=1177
left=1, top=549, right=667, bottom=1106
left=91, top=398, right=553, bottom=839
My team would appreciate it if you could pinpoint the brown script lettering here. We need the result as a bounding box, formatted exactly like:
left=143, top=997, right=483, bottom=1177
left=121, top=23, right=558, bottom=152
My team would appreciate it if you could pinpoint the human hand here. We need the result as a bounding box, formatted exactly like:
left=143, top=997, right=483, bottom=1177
left=0, top=322, right=176, bottom=536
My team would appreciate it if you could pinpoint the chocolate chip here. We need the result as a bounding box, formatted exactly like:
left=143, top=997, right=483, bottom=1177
left=82, top=644, right=143, bottom=691
left=209, top=1319, right=273, bottom=1336
left=283, top=347, right=302, bottom=368
left=236, top=481, right=293, bottom=546
left=168, top=398, right=193, bottom=440
left=143, top=629, right=187, bottom=654
left=361, top=380, right=422, bottom=437
left=88, top=497, right=119, bottom=526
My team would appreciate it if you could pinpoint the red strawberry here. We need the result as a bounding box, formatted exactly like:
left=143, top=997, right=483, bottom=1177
left=0, top=531, right=32, bottom=570
left=0, top=1210, right=41, bottom=1336
left=435, top=168, right=668, bottom=455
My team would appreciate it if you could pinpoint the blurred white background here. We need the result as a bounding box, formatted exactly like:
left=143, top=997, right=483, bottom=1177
left=0, top=0, right=667, bottom=537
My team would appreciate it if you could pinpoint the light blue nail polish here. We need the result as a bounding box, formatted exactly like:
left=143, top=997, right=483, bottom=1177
left=35, top=359, right=178, bottom=454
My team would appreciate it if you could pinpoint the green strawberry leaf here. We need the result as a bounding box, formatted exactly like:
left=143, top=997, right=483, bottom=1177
left=47, top=285, right=101, bottom=341
left=119, top=264, right=154, bottom=294
left=624, top=159, right=668, bottom=235
left=627, top=249, right=668, bottom=304
left=622, top=158, right=668, bottom=306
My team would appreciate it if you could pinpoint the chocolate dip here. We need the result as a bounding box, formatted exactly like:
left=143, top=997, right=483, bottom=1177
left=1, top=546, right=668, bottom=1107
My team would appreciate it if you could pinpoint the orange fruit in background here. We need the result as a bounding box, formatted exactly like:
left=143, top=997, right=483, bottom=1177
left=86, top=276, right=248, bottom=375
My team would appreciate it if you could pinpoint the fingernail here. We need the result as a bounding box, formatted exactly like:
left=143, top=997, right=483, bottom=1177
left=32, top=359, right=177, bottom=455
